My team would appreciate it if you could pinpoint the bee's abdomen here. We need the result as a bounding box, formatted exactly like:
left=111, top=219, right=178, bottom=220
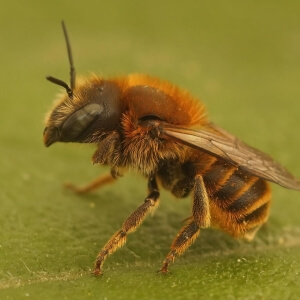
left=203, top=160, right=271, bottom=237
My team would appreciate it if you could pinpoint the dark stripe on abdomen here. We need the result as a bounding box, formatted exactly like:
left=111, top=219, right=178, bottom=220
left=203, top=161, right=235, bottom=193
left=237, top=202, right=270, bottom=224
left=213, top=169, right=250, bottom=202
left=228, top=178, right=268, bottom=212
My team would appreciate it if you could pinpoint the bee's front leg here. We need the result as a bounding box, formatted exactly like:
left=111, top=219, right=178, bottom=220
left=64, top=172, right=116, bottom=194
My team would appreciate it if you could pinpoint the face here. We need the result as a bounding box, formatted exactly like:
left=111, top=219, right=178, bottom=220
left=44, top=79, right=123, bottom=146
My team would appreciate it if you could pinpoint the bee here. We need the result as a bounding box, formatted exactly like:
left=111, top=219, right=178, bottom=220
left=44, top=22, right=300, bottom=275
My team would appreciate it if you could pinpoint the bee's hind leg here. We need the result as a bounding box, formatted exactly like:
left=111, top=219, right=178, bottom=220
left=159, top=175, right=210, bottom=274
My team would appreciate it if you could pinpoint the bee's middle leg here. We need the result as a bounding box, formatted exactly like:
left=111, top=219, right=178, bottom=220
left=93, top=176, right=160, bottom=275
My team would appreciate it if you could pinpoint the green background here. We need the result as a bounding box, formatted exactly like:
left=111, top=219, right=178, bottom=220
left=1, top=1, right=300, bottom=299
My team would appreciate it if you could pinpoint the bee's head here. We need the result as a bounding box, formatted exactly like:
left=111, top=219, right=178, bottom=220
left=43, top=22, right=122, bottom=147
left=43, top=78, right=123, bottom=147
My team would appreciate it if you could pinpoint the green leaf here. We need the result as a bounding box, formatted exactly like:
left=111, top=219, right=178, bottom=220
left=1, top=1, right=300, bottom=299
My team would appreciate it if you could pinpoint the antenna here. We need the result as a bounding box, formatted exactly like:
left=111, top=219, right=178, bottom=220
left=46, top=76, right=73, bottom=98
left=46, top=21, right=76, bottom=98
left=61, top=21, right=76, bottom=90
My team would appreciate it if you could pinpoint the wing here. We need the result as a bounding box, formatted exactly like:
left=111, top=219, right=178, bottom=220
left=162, top=123, right=300, bottom=191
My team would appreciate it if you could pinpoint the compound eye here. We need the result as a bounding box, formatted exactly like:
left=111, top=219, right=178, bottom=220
left=60, top=103, right=103, bottom=141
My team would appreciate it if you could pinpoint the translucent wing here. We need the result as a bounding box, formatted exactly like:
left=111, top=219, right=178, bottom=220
left=162, top=123, right=300, bottom=190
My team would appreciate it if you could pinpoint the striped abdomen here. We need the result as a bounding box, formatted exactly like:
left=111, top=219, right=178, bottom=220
left=203, top=159, right=271, bottom=239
